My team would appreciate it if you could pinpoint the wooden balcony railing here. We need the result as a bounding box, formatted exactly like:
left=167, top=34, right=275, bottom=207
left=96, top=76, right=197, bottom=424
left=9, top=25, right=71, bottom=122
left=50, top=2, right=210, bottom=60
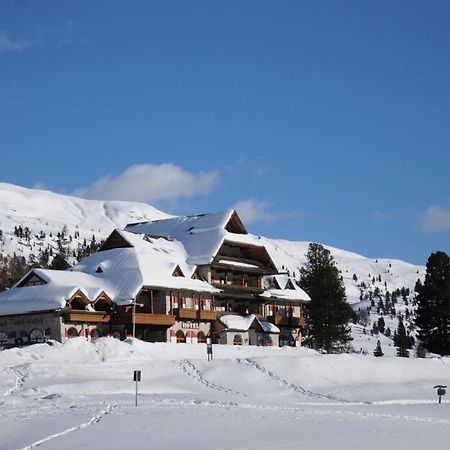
left=173, top=308, right=197, bottom=320
left=113, top=313, right=176, bottom=326
left=173, top=308, right=217, bottom=321
left=198, top=310, right=217, bottom=321
left=64, top=311, right=111, bottom=323
left=267, top=315, right=305, bottom=327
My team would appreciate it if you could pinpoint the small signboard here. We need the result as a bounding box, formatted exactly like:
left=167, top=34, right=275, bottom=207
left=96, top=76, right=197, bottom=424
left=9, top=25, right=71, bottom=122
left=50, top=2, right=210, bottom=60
left=434, top=385, right=447, bottom=404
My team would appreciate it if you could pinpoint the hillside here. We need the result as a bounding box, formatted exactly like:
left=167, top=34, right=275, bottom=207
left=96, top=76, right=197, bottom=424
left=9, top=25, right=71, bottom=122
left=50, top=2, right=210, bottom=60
left=0, top=182, right=425, bottom=299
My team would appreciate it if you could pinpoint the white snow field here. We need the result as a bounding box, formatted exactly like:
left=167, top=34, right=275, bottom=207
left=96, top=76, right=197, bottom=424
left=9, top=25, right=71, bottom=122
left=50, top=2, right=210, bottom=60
left=1, top=338, right=449, bottom=450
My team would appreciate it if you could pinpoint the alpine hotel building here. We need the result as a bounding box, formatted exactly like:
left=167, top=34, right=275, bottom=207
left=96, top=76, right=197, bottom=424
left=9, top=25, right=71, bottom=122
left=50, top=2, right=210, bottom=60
left=0, top=210, right=310, bottom=348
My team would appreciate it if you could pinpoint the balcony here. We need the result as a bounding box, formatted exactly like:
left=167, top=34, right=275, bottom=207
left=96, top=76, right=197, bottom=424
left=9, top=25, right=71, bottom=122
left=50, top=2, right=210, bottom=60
left=64, top=311, right=111, bottom=323
left=112, top=313, right=176, bottom=326
left=173, top=308, right=217, bottom=321
left=267, top=315, right=305, bottom=327
left=198, top=310, right=217, bottom=321
left=211, top=282, right=263, bottom=296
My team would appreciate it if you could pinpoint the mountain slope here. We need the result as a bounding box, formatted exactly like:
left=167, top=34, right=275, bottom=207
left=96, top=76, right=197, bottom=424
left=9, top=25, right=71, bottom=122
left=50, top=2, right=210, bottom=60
left=0, top=182, right=425, bottom=303
left=0, top=182, right=170, bottom=262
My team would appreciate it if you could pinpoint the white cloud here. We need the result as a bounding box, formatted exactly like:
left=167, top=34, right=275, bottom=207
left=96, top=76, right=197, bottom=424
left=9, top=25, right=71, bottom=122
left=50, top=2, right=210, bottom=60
left=233, top=198, right=275, bottom=224
left=417, top=206, right=450, bottom=233
left=371, top=210, right=389, bottom=223
left=74, top=164, right=219, bottom=203
left=253, top=166, right=268, bottom=177
left=0, top=30, right=29, bottom=52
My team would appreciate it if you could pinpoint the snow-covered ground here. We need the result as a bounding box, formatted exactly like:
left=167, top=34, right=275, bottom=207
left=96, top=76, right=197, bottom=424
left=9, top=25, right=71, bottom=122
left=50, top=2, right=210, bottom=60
left=1, top=338, right=449, bottom=450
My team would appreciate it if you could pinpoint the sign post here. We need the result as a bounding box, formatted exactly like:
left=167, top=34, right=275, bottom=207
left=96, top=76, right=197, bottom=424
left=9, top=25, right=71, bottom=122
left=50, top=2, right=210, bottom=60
left=133, top=370, right=141, bottom=406
left=206, top=337, right=213, bottom=361
left=434, top=385, right=447, bottom=404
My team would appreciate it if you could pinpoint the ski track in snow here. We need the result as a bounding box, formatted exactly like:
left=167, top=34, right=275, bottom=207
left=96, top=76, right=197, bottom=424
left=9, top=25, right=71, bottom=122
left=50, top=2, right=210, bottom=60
left=19, top=403, right=117, bottom=450
left=178, top=359, right=244, bottom=396
left=145, top=397, right=450, bottom=426
left=234, top=358, right=363, bottom=404
left=3, top=364, right=29, bottom=396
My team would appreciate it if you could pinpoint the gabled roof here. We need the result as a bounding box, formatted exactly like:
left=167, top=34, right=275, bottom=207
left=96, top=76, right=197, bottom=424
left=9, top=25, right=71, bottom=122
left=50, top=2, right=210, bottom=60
left=219, top=314, right=280, bottom=333
left=261, top=275, right=311, bottom=303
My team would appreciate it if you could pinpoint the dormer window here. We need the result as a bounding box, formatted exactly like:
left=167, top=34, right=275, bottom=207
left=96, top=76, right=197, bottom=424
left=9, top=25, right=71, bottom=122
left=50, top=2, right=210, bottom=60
left=172, top=265, right=185, bottom=277
left=68, top=290, right=90, bottom=310
left=96, top=266, right=103, bottom=273
left=285, top=279, right=296, bottom=290
left=17, top=273, right=46, bottom=288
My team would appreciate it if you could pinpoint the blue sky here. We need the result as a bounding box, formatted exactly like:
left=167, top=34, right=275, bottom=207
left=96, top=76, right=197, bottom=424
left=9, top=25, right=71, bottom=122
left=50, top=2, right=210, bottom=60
left=1, top=0, right=450, bottom=265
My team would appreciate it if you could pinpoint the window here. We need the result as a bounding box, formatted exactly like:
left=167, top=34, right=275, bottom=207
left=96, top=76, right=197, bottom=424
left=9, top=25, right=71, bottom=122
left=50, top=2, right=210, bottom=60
left=233, top=334, right=243, bottom=345
left=70, top=298, right=88, bottom=310
left=67, top=327, right=79, bottom=338
left=197, top=331, right=206, bottom=344
left=94, top=298, right=112, bottom=313
left=29, top=328, right=44, bottom=343
left=0, top=331, right=7, bottom=345
left=176, top=329, right=186, bottom=343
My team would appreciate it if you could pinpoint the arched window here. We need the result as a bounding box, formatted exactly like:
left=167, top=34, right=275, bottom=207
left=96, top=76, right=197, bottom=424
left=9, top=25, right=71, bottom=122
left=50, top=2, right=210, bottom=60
left=176, top=329, right=186, bottom=343
left=67, top=327, right=79, bottom=338
left=0, top=331, right=7, bottom=345
left=233, top=334, right=243, bottom=345
left=90, top=328, right=101, bottom=341
left=29, top=328, right=44, bottom=344
left=197, top=331, right=206, bottom=344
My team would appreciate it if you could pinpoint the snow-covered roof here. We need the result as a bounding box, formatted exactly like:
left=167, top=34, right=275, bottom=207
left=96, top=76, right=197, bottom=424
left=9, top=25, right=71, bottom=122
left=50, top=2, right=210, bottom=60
left=261, top=275, right=311, bottom=302
left=219, top=314, right=280, bottom=333
left=71, top=230, right=220, bottom=301
left=0, top=269, right=111, bottom=315
left=125, top=209, right=244, bottom=266
left=0, top=211, right=307, bottom=316
left=0, top=228, right=221, bottom=315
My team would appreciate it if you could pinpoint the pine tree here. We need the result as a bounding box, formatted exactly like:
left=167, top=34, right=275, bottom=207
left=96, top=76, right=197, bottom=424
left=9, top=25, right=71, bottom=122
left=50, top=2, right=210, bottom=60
left=373, top=340, right=384, bottom=357
left=49, top=253, right=71, bottom=271
left=394, top=318, right=409, bottom=358
left=415, top=251, right=450, bottom=356
left=377, top=316, right=385, bottom=334
left=300, top=243, right=352, bottom=353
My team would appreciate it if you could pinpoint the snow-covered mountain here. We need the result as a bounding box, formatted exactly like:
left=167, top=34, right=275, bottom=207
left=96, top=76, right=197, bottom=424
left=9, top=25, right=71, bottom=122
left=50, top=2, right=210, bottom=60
left=0, top=182, right=425, bottom=303
left=0, top=182, right=170, bottom=264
